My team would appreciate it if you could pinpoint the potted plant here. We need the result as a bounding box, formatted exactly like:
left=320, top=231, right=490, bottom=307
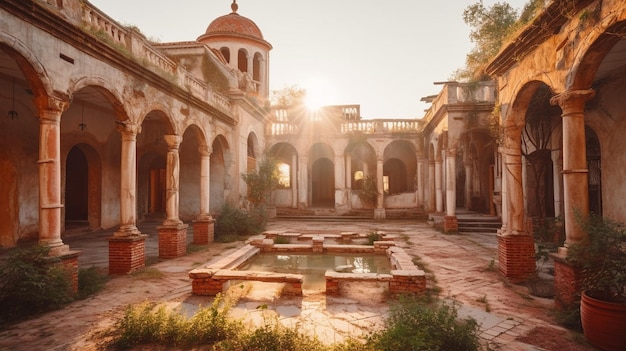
left=567, top=214, right=626, bottom=351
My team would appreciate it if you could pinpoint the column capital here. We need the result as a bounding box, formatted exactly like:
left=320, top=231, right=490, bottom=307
left=39, top=96, right=69, bottom=124
left=116, top=120, right=142, bottom=138
left=550, top=89, right=595, bottom=113
left=164, top=135, right=182, bottom=149
left=198, top=145, right=213, bottom=156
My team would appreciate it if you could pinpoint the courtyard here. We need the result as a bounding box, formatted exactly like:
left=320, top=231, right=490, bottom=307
left=0, top=218, right=594, bottom=351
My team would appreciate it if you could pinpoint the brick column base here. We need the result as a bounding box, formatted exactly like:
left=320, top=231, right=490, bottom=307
left=551, top=250, right=582, bottom=309
left=158, top=223, right=189, bottom=258
left=497, top=233, right=536, bottom=283
left=49, top=250, right=81, bottom=294
left=443, top=215, right=458, bottom=233
left=108, top=235, right=147, bottom=274
left=192, top=218, right=215, bottom=245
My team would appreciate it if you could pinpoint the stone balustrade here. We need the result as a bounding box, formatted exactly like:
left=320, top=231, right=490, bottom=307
left=78, top=1, right=232, bottom=115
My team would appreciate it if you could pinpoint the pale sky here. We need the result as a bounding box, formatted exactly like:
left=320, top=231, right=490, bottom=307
left=88, top=0, right=529, bottom=119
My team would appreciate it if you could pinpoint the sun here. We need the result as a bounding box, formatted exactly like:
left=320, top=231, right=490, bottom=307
left=303, top=76, right=335, bottom=111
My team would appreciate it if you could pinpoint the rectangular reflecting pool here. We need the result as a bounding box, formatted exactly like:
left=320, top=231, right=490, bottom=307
left=237, top=253, right=392, bottom=291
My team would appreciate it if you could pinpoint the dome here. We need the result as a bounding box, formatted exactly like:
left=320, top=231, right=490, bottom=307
left=203, top=1, right=264, bottom=41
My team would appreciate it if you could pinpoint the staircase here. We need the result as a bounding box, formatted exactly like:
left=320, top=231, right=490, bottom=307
left=456, top=214, right=502, bottom=234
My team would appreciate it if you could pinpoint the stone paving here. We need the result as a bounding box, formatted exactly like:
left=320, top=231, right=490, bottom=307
left=0, top=218, right=596, bottom=351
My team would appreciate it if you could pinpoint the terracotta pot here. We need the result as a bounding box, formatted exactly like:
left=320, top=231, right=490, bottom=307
left=580, top=291, right=626, bottom=351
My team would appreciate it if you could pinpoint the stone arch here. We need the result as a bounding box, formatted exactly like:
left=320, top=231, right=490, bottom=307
left=137, top=109, right=175, bottom=220
left=268, top=142, right=298, bottom=208
left=252, top=52, right=263, bottom=82
left=345, top=141, right=376, bottom=190
left=569, top=20, right=626, bottom=90
left=219, top=46, right=231, bottom=63
left=0, top=33, right=53, bottom=102
left=247, top=131, right=259, bottom=172
left=310, top=143, right=335, bottom=207
left=237, top=48, right=249, bottom=73
left=210, top=134, right=231, bottom=212
left=179, top=124, right=207, bottom=221
left=68, top=76, right=128, bottom=121
left=383, top=140, right=417, bottom=195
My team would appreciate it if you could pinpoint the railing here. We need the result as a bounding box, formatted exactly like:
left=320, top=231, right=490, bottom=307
left=76, top=1, right=232, bottom=115
left=423, top=82, right=496, bottom=123
left=342, top=119, right=420, bottom=134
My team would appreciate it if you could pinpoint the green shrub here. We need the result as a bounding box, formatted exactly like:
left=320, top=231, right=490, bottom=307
left=113, top=293, right=241, bottom=349
left=78, top=266, right=108, bottom=300
left=214, top=203, right=268, bottom=241
left=215, top=203, right=252, bottom=238
left=274, top=236, right=291, bottom=244
left=0, top=245, right=73, bottom=326
left=220, top=320, right=326, bottom=351
left=367, top=295, right=480, bottom=351
left=367, top=231, right=382, bottom=245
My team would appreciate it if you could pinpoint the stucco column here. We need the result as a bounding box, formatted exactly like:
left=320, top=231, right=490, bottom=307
left=445, top=150, right=456, bottom=217
left=416, top=157, right=425, bottom=208
left=465, top=161, right=473, bottom=209
left=109, top=121, right=146, bottom=274
left=38, top=101, right=67, bottom=253
left=198, top=146, right=212, bottom=219
left=428, top=160, right=436, bottom=211
left=375, top=157, right=386, bottom=219
left=435, top=157, right=443, bottom=212
left=335, top=155, right=345, bottom=209
left=497, top=131, right=535, bottom=282
left=163, top=135, right=182, bottom=225
left=498, top=148, right=508, bottom=232
left=551, top=150, right=563, bottom=218
left=158, top=135, right=188, bottom=258
left=345, top=153, right=352, bottom=209
left=298, top=154, right=308, bottom=208
left=115, top=121, right=141, bottom=236
left=37, top=97, right=80, bottom=290
left=550, top=89, right=594, bottom=247
left=192, top=146, right=215, bottom=245
left=444, top=149, right=458, bottom=232
left=503, top=148, right=524, bottom=233
left=291, top=152, right=298, bottom=208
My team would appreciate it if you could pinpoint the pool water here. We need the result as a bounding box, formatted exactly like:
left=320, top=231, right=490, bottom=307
left=237, top=253, right=392, bottom=291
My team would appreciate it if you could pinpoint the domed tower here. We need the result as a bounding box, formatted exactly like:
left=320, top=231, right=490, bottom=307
left=198, top=0, right=272, bottom=98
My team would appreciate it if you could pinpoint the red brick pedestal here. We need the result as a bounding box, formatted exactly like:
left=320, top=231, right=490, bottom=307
left=443, top=215, right=458, bottom=233
left=158, top=223, right=188, bottom=258
left=49, top=250, right=81, bottom=293
left=551, top=250, right=582, bottom=309
left=497, top=233, right=536, bottom=283
left=108, top=235, right=147, bottom=274
left=192, top=218, right=215, bottom=245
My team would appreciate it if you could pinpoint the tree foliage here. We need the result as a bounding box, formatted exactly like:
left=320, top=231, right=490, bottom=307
left=455, top=0, right=546, bottom=82
left=241, top=155, right=279, bottom=207
left=270, top=84, right=306, bottom=107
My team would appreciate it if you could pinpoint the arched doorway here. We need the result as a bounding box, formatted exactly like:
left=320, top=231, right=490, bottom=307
left=64, top=143, right=102, bottom=231
left=210, top=136, right=229, bottom=212
left=312, top=158, right=334, bottom=207
left=148, top=156, right=166, bottom=217
left=65, top=147, right=88, bottom=226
